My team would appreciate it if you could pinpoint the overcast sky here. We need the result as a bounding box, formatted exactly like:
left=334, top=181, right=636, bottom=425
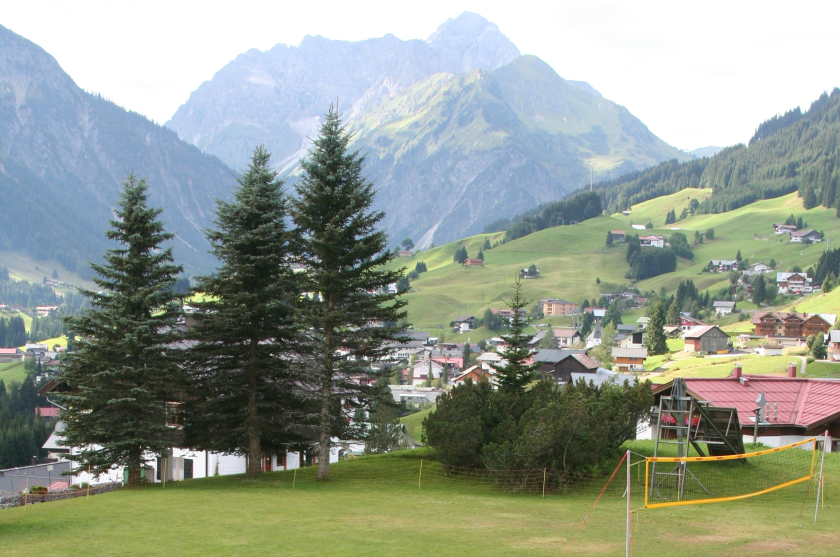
left=3, top=0, right=838, bottom=151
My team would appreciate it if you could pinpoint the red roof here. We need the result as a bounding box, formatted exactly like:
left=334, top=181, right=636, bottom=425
left=656, top=376, right=840, bottom=429
left=0, top=348, right=19, bottom=355
left=36, top=407, right=60, bottom=418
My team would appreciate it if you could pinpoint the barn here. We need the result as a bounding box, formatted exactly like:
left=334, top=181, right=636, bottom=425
left=683, top=325, right=729, bottom=354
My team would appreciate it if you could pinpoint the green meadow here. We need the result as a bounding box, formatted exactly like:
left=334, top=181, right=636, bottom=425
left=1, top=448, right=836, bottom=556
left=392, top=190, right=840, bottom=331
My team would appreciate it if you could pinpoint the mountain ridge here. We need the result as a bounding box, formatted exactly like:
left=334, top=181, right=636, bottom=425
left=0, top=23, right=235, bottom=276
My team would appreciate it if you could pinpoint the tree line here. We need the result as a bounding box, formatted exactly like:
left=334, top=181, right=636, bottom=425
left=595, top=89, right=840, bottom=216
left=483, top=191, right=602, bottom=242
left=0, top=377, right=54, bottom=468
left=58, top=108, right=406, bottom=483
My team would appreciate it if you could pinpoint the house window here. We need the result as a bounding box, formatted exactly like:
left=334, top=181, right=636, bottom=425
left=184, top=459, right=193, bottom=480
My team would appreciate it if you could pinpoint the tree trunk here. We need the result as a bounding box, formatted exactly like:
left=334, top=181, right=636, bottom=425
left=317, top=297, right=334, bottom=480
left=247, top=336, right=262, bottom=475
left=317, top=371, right=332, bottom=479
left=127, top=448, right=142, bottom=487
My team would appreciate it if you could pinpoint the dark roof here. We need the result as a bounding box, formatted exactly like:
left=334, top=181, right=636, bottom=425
left=533, top=349, right=586, bottom=363
left=395, top=331, right=431, bottom=342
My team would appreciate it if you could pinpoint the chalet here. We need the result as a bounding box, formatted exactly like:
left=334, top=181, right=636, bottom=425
left=652, top=375, right=840, bottom=449
left=477, top=351, right=505, bottom=371
left=528, top=330, right=547, bottom=348
left=663, top=326, right=681, bottom=338
left=683, top=325, right=730, bottom=354
left=752, top=311, right=832, bottom=340
left=533, top=349, right=600, bottom=384
left=773, top=223, right=797, bottom=235
left=775, top=272, right=815, bottom=295
left=554, top=328, right=582, bottom=347
left=397, top=249, right=413, bottom=257
left=491, top=307, right=527, bottom=323
left=463, top=258, right=484, bottom=267
left=679, top=315, right=706, bottom=331
left=790, top=229, right=822, bottom=243
left=35, top=305, right=59, bottom=316
left=609, top=230, right=626, bottom=242
left=396, top=330, right=432, bottom=344
left=828, top=330, right=840, bottom=361
left=611, top=347, right=647, bottom=372
left=622, top=210, right=631, bottom=216
left=429, top=350, right=464, bottom=373
left=572, top=368, right=636, bottom=386
left=713, top=301, right=736, bottom=316
left=749, top=263, right=770, bottom=273
left=707, top=259, right=738, bottom=273
left=452, top=365, right=495, bottom=386
left=0, top=347, right=24, bottom=363
left=639, top=235, right=665, bottom=248
left=411, top=359, right=446, bottom=386
left=754, top=344, right=784, bottom=357
left=452, top=315, right=476, bottom=333
left=619, top=329, right=645, bottom=348
left=540, top=298, right=578, bottom=316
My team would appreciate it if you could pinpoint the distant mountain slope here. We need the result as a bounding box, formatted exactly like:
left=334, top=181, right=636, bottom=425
left=167, top=12, right=520, bottom=172
left=689, top=146, right=722, bottom=158
left=348, top=56, right=689, bottom=246
left=595, top=89, right=840, bottom=216
left=0, top=23, right=234, bottom=276
left=167, top=13, right=688, bottom=247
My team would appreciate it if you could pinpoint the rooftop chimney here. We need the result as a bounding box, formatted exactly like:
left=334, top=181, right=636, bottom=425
left=788, top=363, right=797, bottom=378
left=733, top=364, right=742, bottom=379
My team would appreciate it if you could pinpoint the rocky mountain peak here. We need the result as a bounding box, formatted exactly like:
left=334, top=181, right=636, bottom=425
left=427, top=12, right=520, bottom=73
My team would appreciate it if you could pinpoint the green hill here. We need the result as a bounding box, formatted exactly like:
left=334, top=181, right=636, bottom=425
left=596, top=89, right=840, bottom=216
left=350, top=54, right=689, bottom=247
left=395, top=190, right=840, bottom=330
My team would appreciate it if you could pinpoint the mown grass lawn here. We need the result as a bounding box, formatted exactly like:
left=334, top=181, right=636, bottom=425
left=1, top=449, right=836, bottom=556
left=648, top=355, right=800, bottom=384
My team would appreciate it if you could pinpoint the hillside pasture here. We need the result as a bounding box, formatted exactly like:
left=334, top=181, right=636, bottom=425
left=0, top=361, right=26, bottom=390
left=393, top=191, right=840, bottom=329
left=646, top=354, right=800, bottom=384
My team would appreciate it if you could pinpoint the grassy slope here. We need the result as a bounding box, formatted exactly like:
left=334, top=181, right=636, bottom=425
left=0, top=249, right=96, bottom=291
left=400, top=407, right=434, bottom=443
left=647, top=355, right=801, bottom=384
left=0, top=450, right=836, bottom=556
left=396, top=190, right=840, bottom=329
left=0, top=360, right=26, bottom=390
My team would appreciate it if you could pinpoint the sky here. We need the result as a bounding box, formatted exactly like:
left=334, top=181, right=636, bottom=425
left=2, top=0, right=838, bottom=151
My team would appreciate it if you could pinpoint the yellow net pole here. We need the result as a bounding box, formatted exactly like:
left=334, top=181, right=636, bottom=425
left=644, top=459, right=649, bottom=509
left=815, top=430, right=828, bottom=522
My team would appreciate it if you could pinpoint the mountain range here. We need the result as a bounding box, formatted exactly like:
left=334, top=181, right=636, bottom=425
left=0, top=23, right=234, bottom=277
left=0, top=13, right=691, bottom=277
left=167, top=12, right=690, bottom=247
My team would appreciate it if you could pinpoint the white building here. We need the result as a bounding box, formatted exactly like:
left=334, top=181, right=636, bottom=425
left=713, top=301, right=736, bottom=316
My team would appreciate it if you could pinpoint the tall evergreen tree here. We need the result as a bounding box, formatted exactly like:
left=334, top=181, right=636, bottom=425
left=752, top=274, right=767, bottom=306
left=291, top=107, right=407, bottom=480
left=490, top=277, right=540, bottom=394
left=666, top=298, right=681, bottom=326
left=61, top=173, right=183, bottom=485
left=644, top=301, right=669, bottom=355
left=462, top=342, right=472, bottom=369
left=183, top=147, right=304, bottom=476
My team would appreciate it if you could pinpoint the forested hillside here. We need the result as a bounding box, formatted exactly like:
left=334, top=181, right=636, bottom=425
left=595, top=89, right=840, bottom=217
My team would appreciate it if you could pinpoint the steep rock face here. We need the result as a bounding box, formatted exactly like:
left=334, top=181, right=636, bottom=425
left=166, top=12, right=520, bottom=171
left=348, top=56, right=690, bottom=247
left=0, top=24, right=233, bottom=275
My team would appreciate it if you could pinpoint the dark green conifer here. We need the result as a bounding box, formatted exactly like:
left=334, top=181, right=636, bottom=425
left=61, top=173, right=183, bottom=485
left=644, top=300, right=669, bottom=355
left=491, top=277, right=540, bottom=394
left=291, top=107, right=407, bottom=480
left=183, top=147, right=303, bottom=476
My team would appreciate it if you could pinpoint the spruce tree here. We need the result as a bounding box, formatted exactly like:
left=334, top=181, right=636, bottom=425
left=666, top=298, right=681, bottom=326
left=183, top=147, right=304, bottom=476
left=291, top=107, right=407, bottom=479
left=491, top=277, right=540, bottom=394
left=644, top=300, right=669, bottom=355
left=61, top=173, right=183, bottom=485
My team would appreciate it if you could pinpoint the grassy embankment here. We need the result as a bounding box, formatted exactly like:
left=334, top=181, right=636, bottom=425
left=390, top=190, right=840, bottom=341
left=0, top=447, right=836, bottom=556
left=0, top=361, right=26, bottom=390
